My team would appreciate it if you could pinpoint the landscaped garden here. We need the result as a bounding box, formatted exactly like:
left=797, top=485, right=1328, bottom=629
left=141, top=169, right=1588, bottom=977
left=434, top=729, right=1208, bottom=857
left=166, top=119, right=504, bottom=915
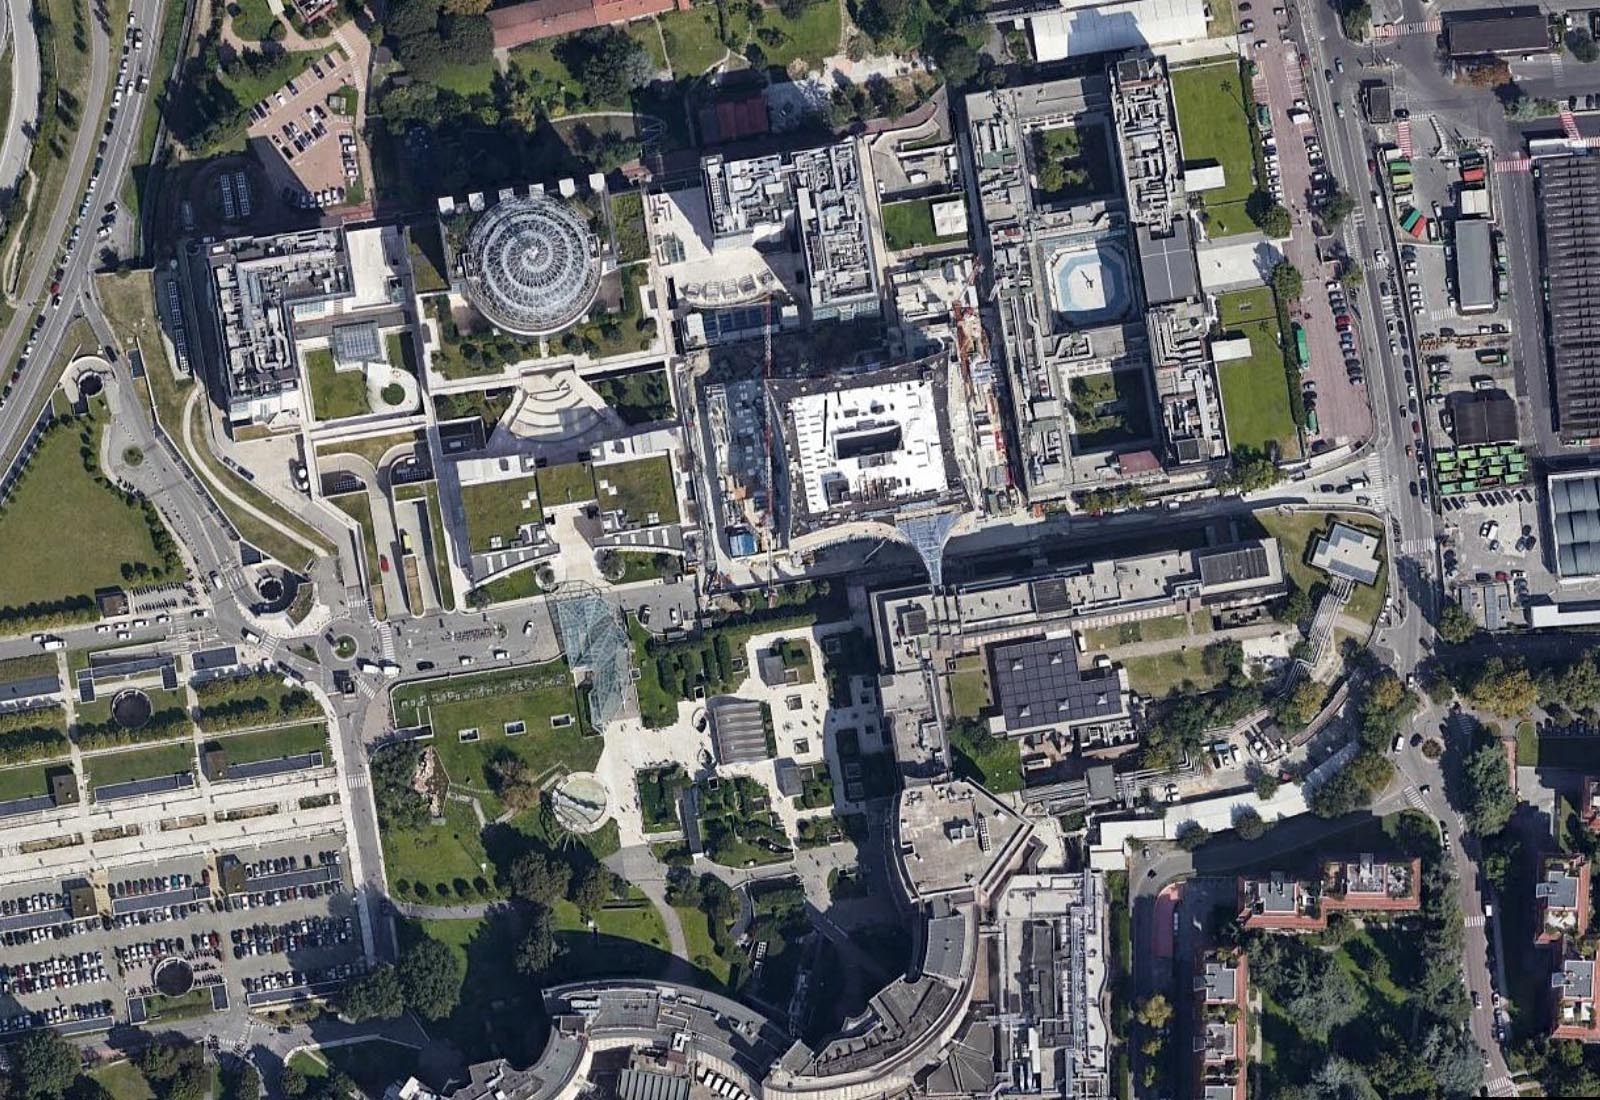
left=1215, top=287, right=1300, bottom=460
left=1170, top=60, right=1258, bottom=236
left=535, top=462, right=596, bottom=508
left=1068, top=370, right=1152, bottom=451
left=1031, top=121, right=1117, bottom=203
left=635, top=764, right=690, bottom=832
left=0, top=405, right=183, bottom=621
left=459, top=474, right=542, bottom=552
left=881, top=197, right=965, bottom=251
left=594, top=369, right=673, bottom=425
left=697, top=775, right=791, bottom=867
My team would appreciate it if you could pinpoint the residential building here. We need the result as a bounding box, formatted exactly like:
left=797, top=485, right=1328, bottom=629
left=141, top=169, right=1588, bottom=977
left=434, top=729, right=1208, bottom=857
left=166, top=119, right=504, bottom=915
left=1193, top=950, right=1248, bottom=1100
left=1239, top=855, right=1422, bottom=932
left=1552, top=953, right=1600, bottom=1042
left=1537, top=855, right=1591, bottom=946
left=486, top=0, right=691, bottom=50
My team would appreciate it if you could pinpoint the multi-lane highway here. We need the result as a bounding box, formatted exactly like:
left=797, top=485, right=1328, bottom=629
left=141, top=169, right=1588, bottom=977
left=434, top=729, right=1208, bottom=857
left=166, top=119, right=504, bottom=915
left=0, top=0, right=42, bottom=193
left=0, top=0, right=159, bottom=471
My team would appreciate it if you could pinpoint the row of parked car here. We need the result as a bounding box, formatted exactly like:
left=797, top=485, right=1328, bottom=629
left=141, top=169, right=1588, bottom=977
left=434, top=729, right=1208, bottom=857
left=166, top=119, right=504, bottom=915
left=0, top=952, right=107, bottom=996
left=111, top=871, right=199, bottom=898
left=0, top=1001, right=113, bottom=1035
left=242, top=961, right=364, bottom=995
left=231, top=916, right=355, bottom=959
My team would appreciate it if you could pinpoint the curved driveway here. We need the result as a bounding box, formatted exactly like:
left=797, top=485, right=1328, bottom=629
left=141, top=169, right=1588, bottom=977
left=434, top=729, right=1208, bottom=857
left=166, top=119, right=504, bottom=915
left=0, top=0, right=41, bottom=193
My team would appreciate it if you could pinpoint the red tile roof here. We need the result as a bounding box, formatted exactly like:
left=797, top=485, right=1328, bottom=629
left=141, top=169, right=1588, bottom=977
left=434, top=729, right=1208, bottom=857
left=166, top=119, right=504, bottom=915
left=487, top=0, right=687, bottom=49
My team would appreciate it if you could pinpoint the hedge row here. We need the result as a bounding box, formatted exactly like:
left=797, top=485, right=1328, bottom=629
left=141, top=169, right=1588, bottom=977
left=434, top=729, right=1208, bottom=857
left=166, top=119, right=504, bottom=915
left=0, top=725, right=71, bottom=767
left=76, top=708, right=193, bottom=751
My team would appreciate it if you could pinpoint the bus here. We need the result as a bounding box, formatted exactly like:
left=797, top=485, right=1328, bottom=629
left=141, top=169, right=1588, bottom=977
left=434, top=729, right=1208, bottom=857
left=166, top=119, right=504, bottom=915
left=1293, top=324, right=1310, bottom=368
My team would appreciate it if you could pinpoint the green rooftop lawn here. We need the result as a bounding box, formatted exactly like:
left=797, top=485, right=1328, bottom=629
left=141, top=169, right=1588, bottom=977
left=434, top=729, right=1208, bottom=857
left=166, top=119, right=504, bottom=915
left=0, top=762, right=65, bottom=804
left=1068, top=370, right=1151, bottom=451
left=1119, top=647, right=1227, bottom=697
left=305, top=347, right=370, bottom=421
left=1215, top=288, right=1300, bottom=460
left=0, top=653, right=61, bottom=685
left=382, top=798, right=490, bottom=898
left=391, top=663, right=599, bottom=812
left=948, top=656, right=991, bottom=719
left=536, top=462, right=596, bottom=508
left=86, top=742, right=196, bottom=792
left=946, top=720, right=1021, bottom=793
left=386, top=331, right=420, bottom=376
left=594, top=455, right=678, bottom=525
left=315, top=430, right=421, bottom=474
left=0, top=410, right=177, bottom=609
left=204, top=722, right=329, bottom=766
left=1253, top=510, right=1387, bottom=629
left=1171, top=61, right=1257, bottom=232
left=329, top=491, right=387, bottom=619
left=394, top=482, right=456, bottom=610
left=609, top=191, right=649, bottom=265
left=408, top=224, right=450, bottom=293
left=881, top=197, right=965, bottom=251
left=460, top=474, right=542, bottom=552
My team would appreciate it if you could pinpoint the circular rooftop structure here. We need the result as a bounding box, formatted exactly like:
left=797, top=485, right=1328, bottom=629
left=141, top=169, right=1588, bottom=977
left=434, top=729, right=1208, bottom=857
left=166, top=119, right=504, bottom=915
left=462, top=193, right=603, bottom=337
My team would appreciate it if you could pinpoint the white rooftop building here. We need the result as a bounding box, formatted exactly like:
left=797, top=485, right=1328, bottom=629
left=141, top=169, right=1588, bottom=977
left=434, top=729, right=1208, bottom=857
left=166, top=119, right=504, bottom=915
left=1015, top=0, right=1211, bottom=62
left=787, top=378, right=948, bottom=516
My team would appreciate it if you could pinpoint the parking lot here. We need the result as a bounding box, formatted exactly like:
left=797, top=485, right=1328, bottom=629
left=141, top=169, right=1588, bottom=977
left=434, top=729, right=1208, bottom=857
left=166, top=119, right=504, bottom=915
left=0, top=834, right=362, bottom=1040
left=245, top=47, right=363, bottom=210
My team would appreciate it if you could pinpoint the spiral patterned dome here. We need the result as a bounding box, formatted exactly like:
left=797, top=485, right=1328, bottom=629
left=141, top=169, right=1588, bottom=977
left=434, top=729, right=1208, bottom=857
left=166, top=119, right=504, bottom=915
left=461, top=193, right=602, bottom=337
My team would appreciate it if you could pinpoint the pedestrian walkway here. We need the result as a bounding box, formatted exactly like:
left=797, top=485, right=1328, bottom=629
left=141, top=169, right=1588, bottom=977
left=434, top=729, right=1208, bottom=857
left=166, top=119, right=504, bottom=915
left=1493, top=156, right=1531, bottom=173
left=1372, top=16, right=1440, bottom=37
left=1396, top=118, right=1413, bottom=159
left=377, top=622, right=396, bottom=661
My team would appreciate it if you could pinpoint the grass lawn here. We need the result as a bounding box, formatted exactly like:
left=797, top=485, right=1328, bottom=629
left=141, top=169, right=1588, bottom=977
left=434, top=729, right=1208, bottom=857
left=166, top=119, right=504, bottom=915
left=230, top=0, right=278, bottom=41
left=394, top=482, right=457, bottom=610
left=460, top=475, right=542, bottom=552
left=431, top=56, right=499, bottom=97
left=674, top=904, right=733, bottom=987
left=305, top=348, right=369, bottom=421
left=1120, top=646, right=1226, bottom=697
left=948, top=656, right=990, bottom=719
left=536, top=462, right=596, bottom=508
left=609, top=191, right=649, bottom=265
left=1215, top=288, right=1300, bottom=460
left=205, top=722, right=329, bottom=765
left=286, top=1051, right=328, bottom=1080
left=946, top=722, right=1021, bottom=793
left=315, top=430, right=422, bottom=473
left=594, top=455, right=678, bottom=525
left=658, top=4, right=746, bottom=74
left=760, top=0, right=841, bottom=69
left=386, top=331, right=420, bottom=376
left=86, top=742, right=196, bottom=790
left=91, top=1062, right=154, bottom=1100
left=296, top=1042, right=419, bottom=1099
left=881, top=197, right=965, bottom=251
left=95, top=271, right=162, bottom=348
left=1253, top=510, right=1386, bottom=628
left=329, top=492, right=386, bottom=620
left=0, top=409, right=174, bottom=608
left=595, top=370, right=672, bottom=425
left=467, top=567, right=543, bottom=608
left=384, top=798, right=492, bottom=895
left=392, top=664, right=599, bottom=809
left=1083, top=613, right=1193, bottom=649
left=408, top=225, right=450, bottom=293
left=1068, top=370, right=1151, bottom=450
left=551, top=894, right=670, bottom=975
left=1516, top=720, right=1537, bottom=766
left=1170, top=60, right=1256, bottom=233
left=0, top=763, right=64, bottom=803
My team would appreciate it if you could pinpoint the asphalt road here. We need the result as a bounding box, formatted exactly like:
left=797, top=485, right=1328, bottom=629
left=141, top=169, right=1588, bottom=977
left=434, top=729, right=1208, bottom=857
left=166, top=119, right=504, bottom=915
left=0, top=0, right=156, bottom=470
left=0, top=0, right=42, bottom=194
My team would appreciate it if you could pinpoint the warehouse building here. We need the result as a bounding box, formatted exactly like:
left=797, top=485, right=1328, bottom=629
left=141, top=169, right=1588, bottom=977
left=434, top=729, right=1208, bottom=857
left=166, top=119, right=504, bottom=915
left=1536, top=156, right=1600, bottom=444
left=1454, top=218, right=1496, bottom=314
left=1549, top=470, right=1600, bottom=580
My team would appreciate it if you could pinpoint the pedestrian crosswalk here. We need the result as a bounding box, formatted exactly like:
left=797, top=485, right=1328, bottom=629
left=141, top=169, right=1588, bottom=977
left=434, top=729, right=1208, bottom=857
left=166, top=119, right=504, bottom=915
left=1465, top=914, right=1486, bottom=928
left=357, top=678, right=378, bottom=700
left=1372, top=16, right=1440, bottom=37
left=1402, top=785, right=1427, bottom=811
left=1494, top=156, right=1531, bottom=174
left=346, top=771, right=368, bottom=790
left=1485, top=1075, right=1515, bottom=1097
left=1396, top=118, right=1413, bottom=159
left=377, top=622, right=396, bottom=662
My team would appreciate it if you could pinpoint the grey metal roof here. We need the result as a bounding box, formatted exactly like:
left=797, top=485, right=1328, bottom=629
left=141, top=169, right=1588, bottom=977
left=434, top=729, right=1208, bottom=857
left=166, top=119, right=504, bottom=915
left=710, top=698, right=770, bottom=764
left=1446, top=12, right=1550, bottom=56
left=1450, top=393, right=1517, bottom=446
left=1136, top=222, right=1199, bottom=306
left=616, top=1069, right=690, bottom=1100
left=1196, top=544, right=1270, bottom=588
left=990, top=637, right=1123, bottom=729
left=1551, top=473, right=1600, bottom=578
left=1455, top=218, right=1495, bottom=312
left=1538, top=157, right=1600, bottom=442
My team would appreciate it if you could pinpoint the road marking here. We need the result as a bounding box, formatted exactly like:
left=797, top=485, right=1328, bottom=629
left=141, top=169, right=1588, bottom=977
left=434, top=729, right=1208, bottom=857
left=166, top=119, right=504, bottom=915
left=1465, top=914, right=1486, bottom=928
left=1403, top=785, right=1426, bottom=811
left=357, top=679, right=377, bottom=700
left=346, top=772, right=368, bottom=790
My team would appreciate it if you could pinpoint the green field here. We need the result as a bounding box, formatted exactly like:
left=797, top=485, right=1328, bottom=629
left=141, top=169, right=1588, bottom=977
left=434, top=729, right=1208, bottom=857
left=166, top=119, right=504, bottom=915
left=90, top=1062, right=155, bottom=1100
left=1120, top=646, right=1227, bottom=697
left=674, top=904, right=733, bottom=987
left=756, top=0, right=841, bottom=69
left=0, top=410, right=175, bottom=609
left=205, top=722, right=329, bottom=766
left=594, top=455, right=678, bottom=525
left=305, top=348, right=370, bottom=421
left=86, top=742, right=196, bottom=791
left=536, top=462, right=597, bottom=508
left=657, top=4, right=748, bottom=74
left=1171, top=61, right=1256, bottom=235
left=881, top=197, right=965, bottom=251
left=1215, top=288, right=1300, bottom=460
left=391, top=664, right=599, bottom=813
left=460, top=475, right=542, bottom=552
left=1254, top=510, right=1387, bottom=629
left=383, top=798, right=490, bottom=895
left=0, top=763, right=64, bottom=803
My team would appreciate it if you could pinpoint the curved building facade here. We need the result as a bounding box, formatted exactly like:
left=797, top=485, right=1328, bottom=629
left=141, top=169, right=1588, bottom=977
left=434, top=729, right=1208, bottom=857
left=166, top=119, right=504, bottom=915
left=460, top=193, right=602, bottom=336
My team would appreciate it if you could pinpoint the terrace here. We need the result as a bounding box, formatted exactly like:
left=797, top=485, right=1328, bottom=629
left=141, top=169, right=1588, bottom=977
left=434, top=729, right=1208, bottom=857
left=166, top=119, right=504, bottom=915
left=1237, top=873, right=1321, bottom=930
left=1537, top=856, right=1591, bottom=945
left=1322, top=854, right=1421, bottom=911
left=1553, top=954, right=1600, bottom=1041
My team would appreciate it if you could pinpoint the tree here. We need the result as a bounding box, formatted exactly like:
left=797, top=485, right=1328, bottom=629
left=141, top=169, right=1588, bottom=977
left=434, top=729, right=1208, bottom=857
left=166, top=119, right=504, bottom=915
left=489, top=757, right=542, bottom=813
left=516, top=904, right=561, bottom=975
left=222, top=1064, right=261, bottom=1100
left=64, top=1080, right=112, bottom=1100
left=12, top=1031, right=79, bottom=1100
left=572, top=864, right=611, bottom=916
left=558, top=27, right=651, bottom=108
left=1552, top=651, right=1600, bottom=714
left=1278, top=585, right=1312, bottom=625
left=280, top=1066, right=308, bottom=1100
left=1269, top=260, right=1304, bottom=304
left=1568, top=28, right=1599, bottom=63
left=1254, top=773, right=1281, bottom=800
left=1437, top=599, right=1477, bottom=645
left=1275, top=945, right=1364, bottom=1037
left=510, top=851, right=572, bottom=906
left=931, top=31, right=980, bottom=88
left=1323, top=186, right=1357, bottom=229
left=1423, top=1023, right=1487, bottom=1097
left=343, top=963, right=405, bottom=1021
left=1176, top=824, right=1210, bottom=851
left=1234, top=806, right=1268, bottom=840
left=1220, top=445, right=1281, bottom=493
left=1338, top=0, right=1371, bottom=43
left=1463, top=739, right=1515, bottom=836
left=1135, top=993, right=1173, bottom=1029
left=443, top=0, right=490, bottom=12
left=1339, top=264, right=1364, bottom=287
left=399, top=937, right=465, bottom=1021
left=1468, top=657, right=1539, bottom=717
left=1279, top=679, right=1325, bottom=728
left=1247, top=191, right=1291, bottom=238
